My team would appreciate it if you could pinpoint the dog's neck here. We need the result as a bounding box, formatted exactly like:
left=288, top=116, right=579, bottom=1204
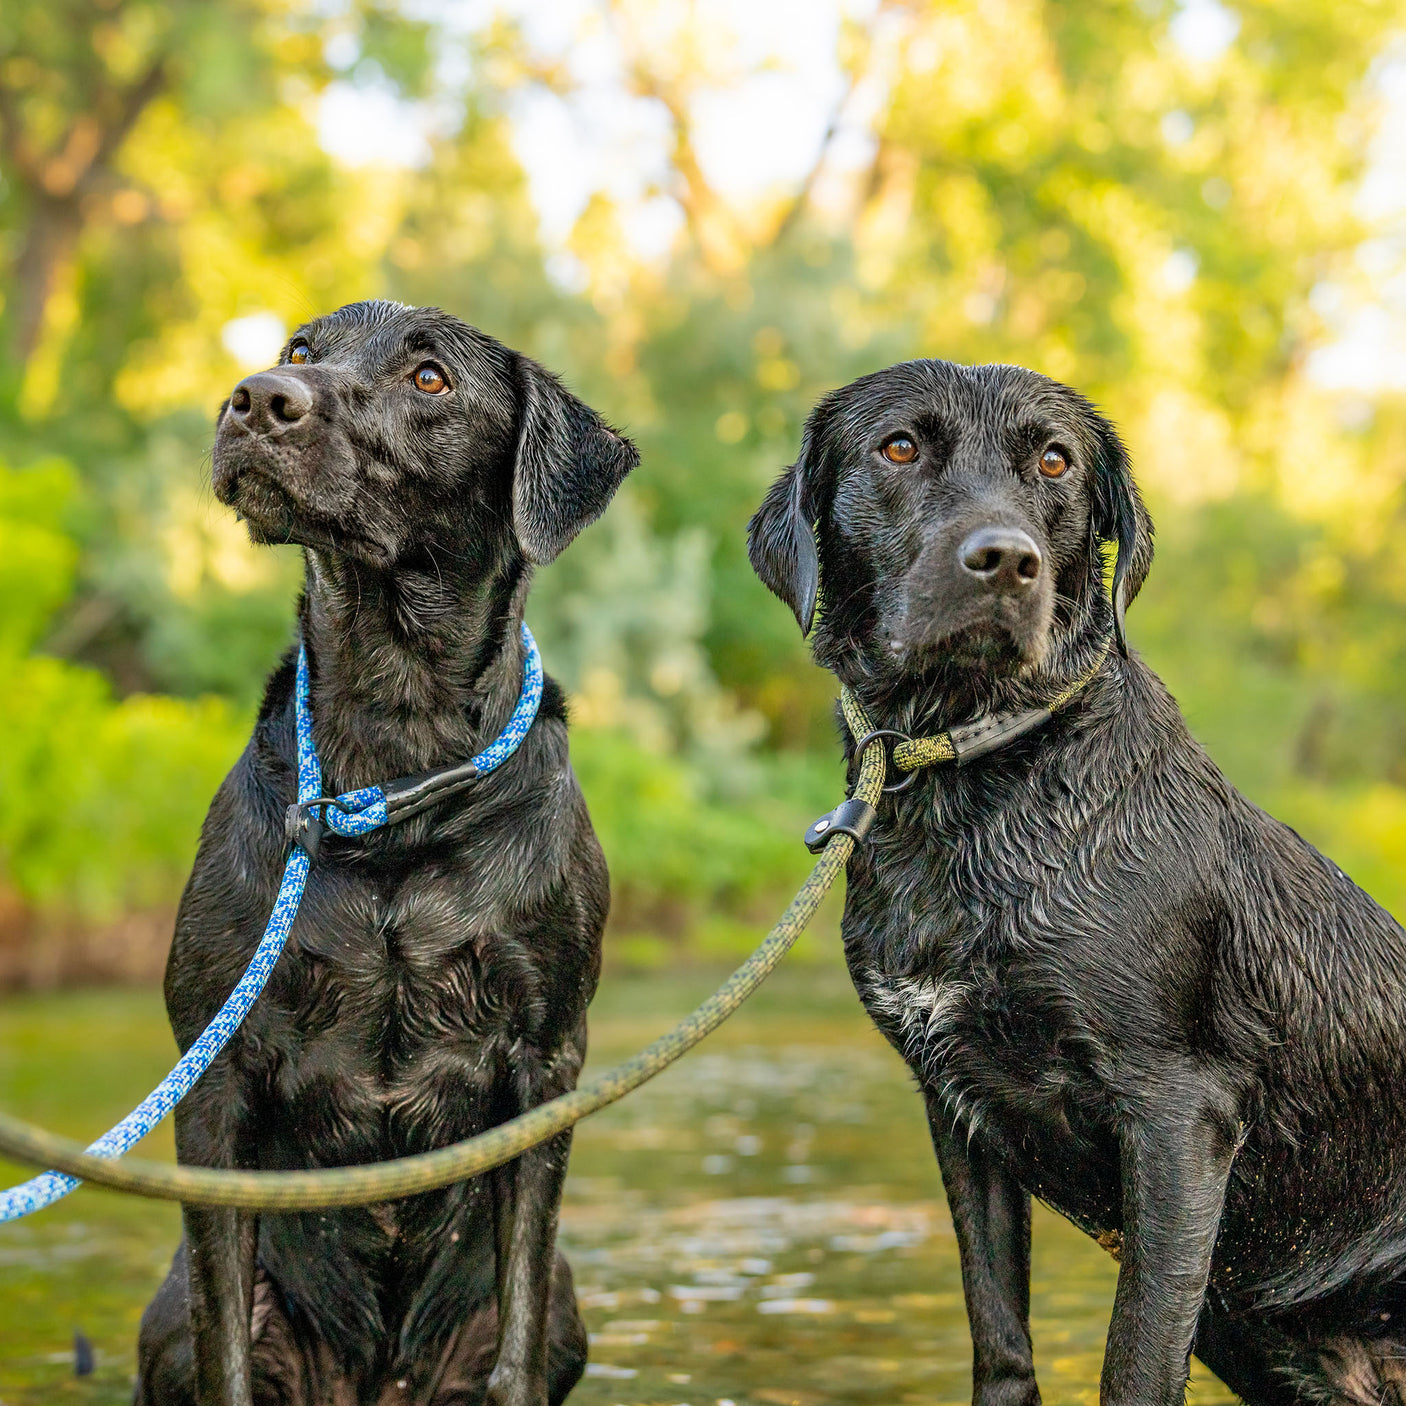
left=298, top=548, right=532, bottom=791
left=834, top=611, right=1115, bottom=743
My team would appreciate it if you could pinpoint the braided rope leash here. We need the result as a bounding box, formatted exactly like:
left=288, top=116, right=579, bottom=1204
left=0, top=691, right=885, bottom=1211
left=0, top=852, right=311, bottom=1222
left=890, top=637, right=1111, bottom=772
left=0, top=625, right=543, bottom=1221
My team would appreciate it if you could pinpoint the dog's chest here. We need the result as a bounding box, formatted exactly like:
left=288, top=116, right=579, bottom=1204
left=846, top=804, right=1124, bottom=1226
left=857, top=954, right=1120, bottom=1227
left=265, top=863, right=551, bottom=1157
left=856, top=955, right=1080, bottom=1117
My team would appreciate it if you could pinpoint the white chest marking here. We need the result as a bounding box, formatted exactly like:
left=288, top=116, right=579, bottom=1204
left=864, top=967, right=985, bottom=1136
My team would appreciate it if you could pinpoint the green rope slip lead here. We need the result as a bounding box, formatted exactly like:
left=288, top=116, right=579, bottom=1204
left=0, top=689, right=884, bottom=1212
left=890, top=636, right=1111, bottom=772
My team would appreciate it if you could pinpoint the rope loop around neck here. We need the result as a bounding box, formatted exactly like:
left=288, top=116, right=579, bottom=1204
left=874, top=635, right=1113, bottom=775
left=286, top=622, right=543, bottom=855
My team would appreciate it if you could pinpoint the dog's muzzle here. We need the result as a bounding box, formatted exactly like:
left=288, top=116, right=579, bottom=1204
left=212, top=369, right=325, bottom=503
left=887, top=519, right=1055, bottom=667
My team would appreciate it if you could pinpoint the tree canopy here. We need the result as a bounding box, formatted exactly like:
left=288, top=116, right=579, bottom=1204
left=3, top=0, right=1406, bottom=976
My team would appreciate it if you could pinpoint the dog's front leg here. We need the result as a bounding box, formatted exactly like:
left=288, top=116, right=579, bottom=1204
left=182, top=1203, right=257, bottom=1406
left=1101, top=1103, right=1237, bottom=1406
left=175, top=1099, right=257, bottom=1406
left=927, top=1093, right=1040, bottom=1406
left=487, top=1128, right=574, bottom=1406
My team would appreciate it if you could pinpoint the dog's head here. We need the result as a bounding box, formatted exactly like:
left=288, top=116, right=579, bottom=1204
left=213, top=300, right=638, bottom=572
left=748, top=360, right=1152, bottom=688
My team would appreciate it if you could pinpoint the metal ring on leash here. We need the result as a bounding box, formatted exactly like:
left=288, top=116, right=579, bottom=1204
left=851, top=728, right=918, bottom=793
left=289, top=796, right=356, bottom=818
left=0, top=689, right=888, bottom=1212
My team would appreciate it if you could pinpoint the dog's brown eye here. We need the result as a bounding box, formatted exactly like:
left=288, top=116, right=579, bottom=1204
left=414, top=363, right=448, bottom=394
left=288, top=342, right=311, bottom=365
left=1039, top=447, right=1068, bottom=478
left=882, top=435, right=918, bottom=464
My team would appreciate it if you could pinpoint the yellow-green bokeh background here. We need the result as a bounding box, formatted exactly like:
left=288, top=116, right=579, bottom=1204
left=3, top=0, right=1406, bottom=977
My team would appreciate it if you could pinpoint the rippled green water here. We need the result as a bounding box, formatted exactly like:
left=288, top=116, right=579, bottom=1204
left=0, top=961, right=1235, bottom=1405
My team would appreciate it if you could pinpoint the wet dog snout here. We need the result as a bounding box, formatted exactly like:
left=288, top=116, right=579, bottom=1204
left=959, top=525, right=1042, bottom=590
left=228, top=372, right=313, bottom=434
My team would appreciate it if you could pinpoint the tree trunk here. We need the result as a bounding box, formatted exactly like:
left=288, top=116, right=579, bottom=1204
left=9, top=191, right=83, bottom=369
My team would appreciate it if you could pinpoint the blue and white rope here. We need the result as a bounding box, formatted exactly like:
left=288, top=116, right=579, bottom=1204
left=0, top=623, right=542, bottom=1220
left=462, top=624, right=544, bottom=776
left=312, top=623, right=543, bottom=838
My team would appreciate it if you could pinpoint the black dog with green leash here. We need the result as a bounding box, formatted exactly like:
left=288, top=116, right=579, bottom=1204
left=750, top=358, right=1406, bottom=1406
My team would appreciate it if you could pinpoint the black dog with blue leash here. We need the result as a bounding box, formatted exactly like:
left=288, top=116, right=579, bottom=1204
left=135, top=301, right=637, bottom=1406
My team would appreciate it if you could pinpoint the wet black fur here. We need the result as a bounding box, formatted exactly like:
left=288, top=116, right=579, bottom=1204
left=749, top=360, right=1406, bottom=1406
left=135, top=301, right=638, bottom=1406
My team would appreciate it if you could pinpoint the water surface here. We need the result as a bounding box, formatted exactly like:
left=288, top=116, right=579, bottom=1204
left=0, top=961, right=1235, bottom=1405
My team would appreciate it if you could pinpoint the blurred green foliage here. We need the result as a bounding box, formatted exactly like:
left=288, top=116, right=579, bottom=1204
left=0, top=459, right=246, bottom=924
left=2, top=0, right=1406, bottom=979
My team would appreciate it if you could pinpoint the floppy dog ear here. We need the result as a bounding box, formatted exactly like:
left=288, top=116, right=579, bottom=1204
left=1089, top=416, right=1154, bottom=656
left=512, top=356, right=640, bottom=564
left=747, top=413, right=826, bottom=636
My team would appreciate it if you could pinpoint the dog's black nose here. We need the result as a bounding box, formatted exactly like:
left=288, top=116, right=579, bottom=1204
left=228, top=371, right=313, bottom=433
left=959, top=526, right=1042, bottom=589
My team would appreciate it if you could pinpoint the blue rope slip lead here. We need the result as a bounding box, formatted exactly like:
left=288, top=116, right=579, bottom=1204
left=0, top=623, right=544, bottom=1222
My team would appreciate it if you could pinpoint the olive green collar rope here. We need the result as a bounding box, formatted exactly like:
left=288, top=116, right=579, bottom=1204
left=0, top=692, right=887, bottom=1212
left=803, top=637, right=1111, bottom=853
left=883, top=635, right=1111, bottom=774
left=806, top=570, right=1111, bottom=776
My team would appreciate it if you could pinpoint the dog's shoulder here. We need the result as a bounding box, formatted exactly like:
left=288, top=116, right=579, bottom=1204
left=1119, top=654, right=1404, bottom=928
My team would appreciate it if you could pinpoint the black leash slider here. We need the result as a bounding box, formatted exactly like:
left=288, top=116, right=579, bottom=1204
left=805, top=797, right=877, bottom=854
left=947, top=707, right=1051, bottom=763
left=285, top=802, right=326, bottom=862
left=382, top=760, right=479, bottom=825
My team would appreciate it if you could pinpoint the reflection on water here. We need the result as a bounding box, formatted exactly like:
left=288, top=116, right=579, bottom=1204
left=0, top=963, right=1235, bottom=1404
